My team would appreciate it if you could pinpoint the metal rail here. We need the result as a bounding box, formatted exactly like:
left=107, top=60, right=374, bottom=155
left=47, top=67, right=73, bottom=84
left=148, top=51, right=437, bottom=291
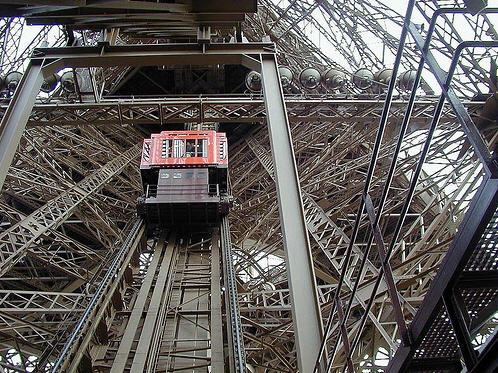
left=221, top=215, right=246, bottom=372
left=52, top=218, right=144, bottom=372
left=315, top=0, right=415, bottom=370
left=314, top=4, right=498, bottom=372
left=382, top=7, right=498, bottom=373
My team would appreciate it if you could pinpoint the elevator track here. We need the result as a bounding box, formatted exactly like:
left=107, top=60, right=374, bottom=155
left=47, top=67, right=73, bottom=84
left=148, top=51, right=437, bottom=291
left=51, top=218, right=246, bottom=372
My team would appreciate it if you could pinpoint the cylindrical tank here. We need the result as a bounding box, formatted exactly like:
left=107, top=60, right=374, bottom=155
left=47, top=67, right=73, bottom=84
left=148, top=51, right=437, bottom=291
left=245, top=71, right=262, bottom=92
left=40, top=74, right=59, bottom=93
left=278, top=66, right=293, bottom=88
left=299, top=67, right=321, bottom=90
left=372, top=68, right=393, bottom=93
left=398, top=70, right=417, bottom=91
left=260, top=282, right=276, bottom=291
left=322, top=68, right=347, bottom=90
left=352, top=68, right=374, bottom=90
left=60, top=70, right=83, bottom=93
left=5, top=71, right=23, bottom=91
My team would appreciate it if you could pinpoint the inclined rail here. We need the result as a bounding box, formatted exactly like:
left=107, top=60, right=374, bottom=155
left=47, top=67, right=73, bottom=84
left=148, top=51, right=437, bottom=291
left=52, top=219, right=145, bottom=372
left=221, top=215, right=247, bottom=372
left=51, top=216, right=246, bottom=372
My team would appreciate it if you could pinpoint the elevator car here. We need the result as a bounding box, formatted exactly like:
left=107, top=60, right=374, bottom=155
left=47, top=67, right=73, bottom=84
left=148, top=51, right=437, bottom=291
left=137, top=130, right=230, bottom=228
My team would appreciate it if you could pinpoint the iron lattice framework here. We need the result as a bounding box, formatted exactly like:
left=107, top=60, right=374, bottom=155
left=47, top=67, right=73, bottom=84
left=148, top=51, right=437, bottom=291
left=0, top=0, right=497, bottom=372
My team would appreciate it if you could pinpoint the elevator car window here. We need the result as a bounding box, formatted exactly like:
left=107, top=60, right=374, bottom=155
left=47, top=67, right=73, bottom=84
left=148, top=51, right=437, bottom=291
left=173, top=139, right=185, bottom=158
left=186, top=139, right=196, bottom=157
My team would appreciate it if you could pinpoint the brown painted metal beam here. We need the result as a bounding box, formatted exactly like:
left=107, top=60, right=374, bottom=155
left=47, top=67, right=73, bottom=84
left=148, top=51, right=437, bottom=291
left=261, top=52, right=324, bottom=372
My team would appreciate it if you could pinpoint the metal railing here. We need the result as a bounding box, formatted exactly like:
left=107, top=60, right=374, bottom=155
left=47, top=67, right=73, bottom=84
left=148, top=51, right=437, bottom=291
left=314, top=2, right=498, bottom=372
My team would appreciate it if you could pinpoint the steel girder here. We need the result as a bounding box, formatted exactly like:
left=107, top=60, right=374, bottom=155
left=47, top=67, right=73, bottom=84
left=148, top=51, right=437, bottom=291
left=0, top=1, right=496, bottom=371
left=261, top=53, right=324, bottom=372
left=228, top=103, right=483, bottom=370
left=0, top=97, right=484, bottom=127
left=0, top=144, right=140, bottom=277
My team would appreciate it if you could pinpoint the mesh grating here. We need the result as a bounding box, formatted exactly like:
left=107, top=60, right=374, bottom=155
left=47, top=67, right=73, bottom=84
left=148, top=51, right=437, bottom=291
left=464, top=209, right=498, bottom=272
left=461, top=288, right=498, bottom=322
left=410, top=205, right=498, bottom=366
left=414, top=307, right=460, bottom=359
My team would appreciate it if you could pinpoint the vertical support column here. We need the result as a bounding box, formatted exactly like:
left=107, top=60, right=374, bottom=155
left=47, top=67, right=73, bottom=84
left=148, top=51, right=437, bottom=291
left=0, top=61, right=44, bottom=192
left=260, top=53, right=324, bottom=372
left=211, top=233, right=225, bottom=372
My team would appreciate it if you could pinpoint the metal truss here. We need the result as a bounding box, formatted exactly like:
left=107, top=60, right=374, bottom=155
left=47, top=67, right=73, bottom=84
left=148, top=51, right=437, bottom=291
left=0, top=18, right=64, bottom=75
left=0, top=143, right=140, bottom=277
left=0, top=1, right=496, bottom=372
left=1, top=1, right=494, bottom=102
left=0, top=97, right=483, bottom=127
left=248, top=0, right=497, bottom=97
left=0, top=92, right=488, bottom=369
left=0, top=94, right=486, bottom=371
left=228, top=103, right=483, bottom=370
left=0, top=118, right=144, bottom=371
left=0, top=290, right=88, bottom=314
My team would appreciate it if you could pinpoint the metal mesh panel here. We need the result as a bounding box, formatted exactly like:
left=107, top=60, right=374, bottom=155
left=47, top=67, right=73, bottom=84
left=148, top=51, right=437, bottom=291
left=464, top=209, right=498, bottom=272
left=462, top=288, right=498, bottom=321
left=411, top=207, right=498, bottom=366
left=414, top=307, right=460, bottom=359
